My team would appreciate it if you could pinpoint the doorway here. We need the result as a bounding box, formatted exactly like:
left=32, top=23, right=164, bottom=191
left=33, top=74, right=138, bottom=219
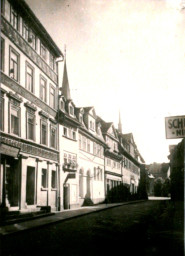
left=26, top=166, right=35, bottom=205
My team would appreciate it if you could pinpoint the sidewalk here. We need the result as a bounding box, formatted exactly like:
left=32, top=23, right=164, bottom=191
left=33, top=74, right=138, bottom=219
left=0, top=200, right=145, bottom=237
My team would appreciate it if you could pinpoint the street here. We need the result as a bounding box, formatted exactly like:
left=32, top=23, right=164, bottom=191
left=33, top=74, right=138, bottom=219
left=1, top=200, right=183, bottom=256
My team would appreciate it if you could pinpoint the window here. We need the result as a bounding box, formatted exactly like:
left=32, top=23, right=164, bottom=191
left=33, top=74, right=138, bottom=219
left=82, top=136, right=87, bottom=151
left=49, top=54, right=55, bottom=70
left=1, top=38, right=4, bottom=71
left=10, top=6, right=18, bottom=30
left=61, top=100, right=65, bottom=110
left=22, top=22, right=29, bottom=41
left=0, top=95, right=4, bottom=131
left=27, top=112, right=35, bottom=140
left=26, top=63, right=34, bottom=93
left=41, top=169, right=47, bottom=188
left=79, top=114, right=83, bottom=123
left=51, top=170, right=57, bottom=189
left=72, top=131, right=76, bottom=140
left=94, top=168, right=96, bottom=180
left=79, top=134, right=82, bottom=149
left=41, top=121, right=47, bottom=145
left=69, top=105, right=74, bottom=116
left=40, top=43, right=47, bottom=60
left=40, top=77, right=47, bottom=102
left=107, top=158, right=111, bottom=166
left=50, top=85, right=55, bottom=109
left=50, top=126, right=56, bottom=149
left=11, top=107, right=20, bottom=135
left=63, top=127, right=67, bottom=137
left=93, top=142, right=97, bottom=155
left=9, top=47, right=19, bottom=81
left=28, top=30, right=36, bottom=50
left=87, top=139, right=90, bottom=152
left=79, top=170, right=83, bottom=197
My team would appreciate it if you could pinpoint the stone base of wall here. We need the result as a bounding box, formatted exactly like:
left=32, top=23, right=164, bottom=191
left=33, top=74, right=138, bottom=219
left=92, top=198, right=105, bottom=205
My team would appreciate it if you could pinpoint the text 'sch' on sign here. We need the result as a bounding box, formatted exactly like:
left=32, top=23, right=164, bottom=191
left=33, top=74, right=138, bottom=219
left=165, top=116, right=185, bottom=139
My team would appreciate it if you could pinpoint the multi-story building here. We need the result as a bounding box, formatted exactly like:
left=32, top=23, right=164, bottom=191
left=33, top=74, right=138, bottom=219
left=118, top=132, right=144, bottom=193
left=0, top=0, right=145, bottom=215
left=0, top=0, right=63, bottom=213
left=97, top=117, right=123, bottom=195
left=78, top=107, right=106, bottom=205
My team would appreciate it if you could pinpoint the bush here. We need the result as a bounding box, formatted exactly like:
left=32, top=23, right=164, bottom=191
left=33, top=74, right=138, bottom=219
left=106, top=184, right=131, bottom=203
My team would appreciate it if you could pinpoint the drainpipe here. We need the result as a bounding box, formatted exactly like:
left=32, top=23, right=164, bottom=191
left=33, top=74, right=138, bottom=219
left=56, top=56, right=64, bottom=211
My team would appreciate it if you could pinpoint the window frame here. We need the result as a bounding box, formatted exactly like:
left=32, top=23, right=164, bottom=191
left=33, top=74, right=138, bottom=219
left=40, top=75, right=47, bottom=103
left=25, top=61, right=34, bottom=93
left=1, top=37, right=5, bottom=72
left=50, top=124, right=57, bottom=149
left=10, top=5, right=19, bottom=30
left=26, top=110, right=35, bottom=141
left=9, top=46, right=20, bottom=82
left=49, top=84, right=56, bottom=109
left=40, top=42, right=47, bottom=61
left=40, top=119, right=48, bottom=146
left=0, top=93, right=5, bottom=131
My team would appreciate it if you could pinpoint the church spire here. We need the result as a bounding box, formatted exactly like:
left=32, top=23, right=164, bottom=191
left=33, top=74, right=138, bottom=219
left=61, top=46, right=71, bottom=100
left=118, top=110, right=122, bottom=133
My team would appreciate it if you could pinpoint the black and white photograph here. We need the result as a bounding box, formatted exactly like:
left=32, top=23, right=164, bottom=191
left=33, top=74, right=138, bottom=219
left=0, top=0, right=184, bottom=255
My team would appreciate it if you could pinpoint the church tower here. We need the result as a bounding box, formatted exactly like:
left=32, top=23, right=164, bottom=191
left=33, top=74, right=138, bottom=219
left=118, top=110, right=122, bottom=133
left=61, top=47, right=71, bottom=100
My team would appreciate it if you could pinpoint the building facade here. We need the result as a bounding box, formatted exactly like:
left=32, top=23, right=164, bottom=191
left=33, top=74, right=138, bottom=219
left=0, top=0, right=145, bottom=215
left=0, top=0, right=63, bottom=213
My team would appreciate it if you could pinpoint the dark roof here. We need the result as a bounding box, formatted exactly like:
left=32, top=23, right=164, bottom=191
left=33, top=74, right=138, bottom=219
left=96, top=116, right=113, bottom=133
left=10, top=0, right=63, bottom=57
left=61, top=59, right=71, bottom=100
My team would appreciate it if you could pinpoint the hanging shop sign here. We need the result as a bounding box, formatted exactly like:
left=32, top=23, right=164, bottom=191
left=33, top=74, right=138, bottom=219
left=165, top=115, right=185, bottom=139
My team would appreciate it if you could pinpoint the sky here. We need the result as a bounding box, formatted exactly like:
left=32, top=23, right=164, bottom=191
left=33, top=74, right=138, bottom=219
left=25, top=0, right=185, bottom=164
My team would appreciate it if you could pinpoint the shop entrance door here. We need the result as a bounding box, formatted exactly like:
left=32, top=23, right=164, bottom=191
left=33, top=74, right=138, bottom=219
left=26, top=167, right=35, bottom=205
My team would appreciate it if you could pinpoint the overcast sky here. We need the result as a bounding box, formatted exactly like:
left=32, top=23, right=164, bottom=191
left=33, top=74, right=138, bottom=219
left=26, top=0, right=185, bottom=164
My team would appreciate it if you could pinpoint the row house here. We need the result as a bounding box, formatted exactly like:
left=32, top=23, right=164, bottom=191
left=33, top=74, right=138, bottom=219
left=0, top=0, right=63, bottom=213
left=0, top=0, right=145, bottom=214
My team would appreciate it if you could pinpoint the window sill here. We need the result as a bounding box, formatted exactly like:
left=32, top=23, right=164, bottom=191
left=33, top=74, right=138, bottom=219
left=41, top=187, right=48, bottom=191
left=62, top=135, right=77, bottom=142
left=51, top=188, right=57, bottom=191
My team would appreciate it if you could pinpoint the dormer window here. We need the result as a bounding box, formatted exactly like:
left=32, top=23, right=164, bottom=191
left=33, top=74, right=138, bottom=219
left=90, top=120, right=95, bottom=131
left=69, top=105, right=74, bottom=116
left=60, top=100, right=65, bottom=110
left=79, top=114, right=83, bottom=123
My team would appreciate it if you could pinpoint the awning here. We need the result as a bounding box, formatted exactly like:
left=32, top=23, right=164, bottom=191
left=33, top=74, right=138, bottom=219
left=0, top=144, right=19, bottom=158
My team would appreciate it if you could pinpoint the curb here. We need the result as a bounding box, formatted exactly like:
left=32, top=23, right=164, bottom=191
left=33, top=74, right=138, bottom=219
left=0, top=200, right=146, bottom=237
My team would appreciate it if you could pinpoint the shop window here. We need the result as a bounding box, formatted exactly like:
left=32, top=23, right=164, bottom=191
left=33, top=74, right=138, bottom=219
left=51, top=170, right=57, bottom=189
left=27, top=112, right=35, bottom=141
left=9, top=47, right=19, bottom=82
left=50, top=85, right=55, bottom=109
left=1, top=38, right=4, bottom=71
left=41, top=168, right=47, bottom=188
left=40, top=76, right=47, bottom=103
left=50, top=125, right=57, bottom=149
left=26, top=62, right=34, bottom=93
left=41, top=120, right=47, bottom=145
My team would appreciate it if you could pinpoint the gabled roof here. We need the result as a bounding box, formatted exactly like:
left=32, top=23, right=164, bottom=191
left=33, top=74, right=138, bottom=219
left=96, top=116, right=112, bottom=133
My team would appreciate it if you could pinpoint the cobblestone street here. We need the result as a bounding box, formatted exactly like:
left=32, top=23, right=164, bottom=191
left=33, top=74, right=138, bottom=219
left=1, top=200, right=183, bottom=256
